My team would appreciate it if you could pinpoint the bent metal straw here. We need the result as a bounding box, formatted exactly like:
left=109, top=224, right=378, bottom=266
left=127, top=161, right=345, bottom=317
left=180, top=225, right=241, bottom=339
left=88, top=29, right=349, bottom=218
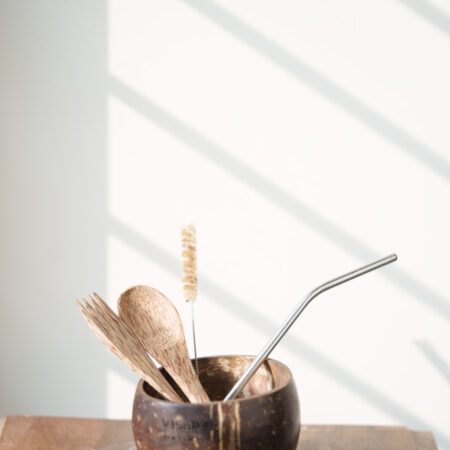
left=224, top=253, right=398, bottom=401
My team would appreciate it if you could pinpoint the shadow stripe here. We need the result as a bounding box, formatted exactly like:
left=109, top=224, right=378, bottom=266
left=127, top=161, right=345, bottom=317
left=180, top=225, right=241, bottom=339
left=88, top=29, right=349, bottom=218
left=181, top=0, right=450, bottom=183
left=108, top=75, right=450, bottom=323
left=398, top=0, right=450, bottom=38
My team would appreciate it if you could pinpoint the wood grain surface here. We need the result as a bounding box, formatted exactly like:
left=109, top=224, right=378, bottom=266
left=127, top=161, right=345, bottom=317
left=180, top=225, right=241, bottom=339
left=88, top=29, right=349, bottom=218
left=0, top=416, right=134, bottom=449
left=0, top=416, right=438, bottom=450
left=298, top=425, right=437, bottom=450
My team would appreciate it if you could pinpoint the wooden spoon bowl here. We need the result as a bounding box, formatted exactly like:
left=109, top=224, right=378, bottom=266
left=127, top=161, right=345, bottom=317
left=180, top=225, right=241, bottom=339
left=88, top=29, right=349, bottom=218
left=132, top=355, right=300, bottom=450
left=118, top=285, right=209, bottom=403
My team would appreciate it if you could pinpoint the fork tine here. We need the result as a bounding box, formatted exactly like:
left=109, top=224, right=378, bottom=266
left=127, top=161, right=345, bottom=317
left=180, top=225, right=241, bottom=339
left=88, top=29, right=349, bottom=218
left=77, top=302, right=98, bottom=330
left=94, top=303, right=121, bottom=333
left=93, top=292, right=112, bottom=311
left=89, top=293, right=100, bottom=305
left=76, top=304, right=90, bottom=321
left=90, top=293, right=108, bottom=312
left=88, top=294, right=100, bottom=309
left=75, top=299, right=86, bottom=312
left=82, top=297, right=95, bottom=312
left=92, top=294, right=121, bottom=325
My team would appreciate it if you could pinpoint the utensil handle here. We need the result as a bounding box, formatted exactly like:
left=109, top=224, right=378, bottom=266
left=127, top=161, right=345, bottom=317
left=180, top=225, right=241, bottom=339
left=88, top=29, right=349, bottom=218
left=223, top=253, right=398, bottom=401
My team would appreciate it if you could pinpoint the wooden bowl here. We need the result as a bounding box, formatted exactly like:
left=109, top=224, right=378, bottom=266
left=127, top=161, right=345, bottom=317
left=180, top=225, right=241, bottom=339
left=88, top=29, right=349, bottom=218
left=132, top=355, right=300, bottom=450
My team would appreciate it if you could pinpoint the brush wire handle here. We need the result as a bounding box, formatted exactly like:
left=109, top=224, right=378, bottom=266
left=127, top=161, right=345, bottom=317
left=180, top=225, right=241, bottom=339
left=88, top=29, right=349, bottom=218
left=223, top=253, right=398, bottom=401
left=181, top=225, right=199, bottom=375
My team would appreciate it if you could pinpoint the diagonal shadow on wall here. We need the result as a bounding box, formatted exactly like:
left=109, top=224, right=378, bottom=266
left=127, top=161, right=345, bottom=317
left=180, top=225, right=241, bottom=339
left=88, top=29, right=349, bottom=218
left=180, top=0, right=450, bottom=184
left=108, top=216, right=450, bottom=448
left=415, top=340, right=450, bottom=384
left=108, top=75, right=450, bottom=323
left=398, top=0, right=450, bottom=38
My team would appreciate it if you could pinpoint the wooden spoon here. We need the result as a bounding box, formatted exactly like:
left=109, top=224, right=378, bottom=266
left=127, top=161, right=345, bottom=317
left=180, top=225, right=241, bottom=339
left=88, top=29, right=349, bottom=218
left=118, top=285, right=210, bottom=403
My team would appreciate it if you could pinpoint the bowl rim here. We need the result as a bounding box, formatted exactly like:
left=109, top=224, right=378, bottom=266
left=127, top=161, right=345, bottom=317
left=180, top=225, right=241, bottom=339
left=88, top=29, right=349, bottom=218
left=138, top=354, right=295, bottom=405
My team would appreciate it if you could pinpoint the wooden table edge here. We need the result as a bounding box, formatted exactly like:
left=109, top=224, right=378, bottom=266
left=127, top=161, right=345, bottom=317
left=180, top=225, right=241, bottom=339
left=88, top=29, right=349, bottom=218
left=0, top=417, right=439, bottom=449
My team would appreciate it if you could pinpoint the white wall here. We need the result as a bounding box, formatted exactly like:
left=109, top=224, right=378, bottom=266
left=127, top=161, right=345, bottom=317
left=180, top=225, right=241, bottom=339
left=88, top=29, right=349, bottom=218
left=1, top=0, right=449, bottom=448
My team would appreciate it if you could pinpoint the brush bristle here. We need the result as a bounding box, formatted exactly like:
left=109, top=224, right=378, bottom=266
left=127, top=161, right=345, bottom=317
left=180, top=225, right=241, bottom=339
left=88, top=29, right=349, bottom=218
left=181, top=224, right=197, bottom=302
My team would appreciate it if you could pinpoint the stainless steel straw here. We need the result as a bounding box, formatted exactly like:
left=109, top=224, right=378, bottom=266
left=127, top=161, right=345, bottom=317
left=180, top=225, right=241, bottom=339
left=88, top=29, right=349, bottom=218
left=223, top=253, right=398, bottom=401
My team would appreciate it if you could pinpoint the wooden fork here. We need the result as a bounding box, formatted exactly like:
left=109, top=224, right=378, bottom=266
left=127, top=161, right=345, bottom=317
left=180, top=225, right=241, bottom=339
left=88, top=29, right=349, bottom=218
left=76, top=293, right=182, bottom=403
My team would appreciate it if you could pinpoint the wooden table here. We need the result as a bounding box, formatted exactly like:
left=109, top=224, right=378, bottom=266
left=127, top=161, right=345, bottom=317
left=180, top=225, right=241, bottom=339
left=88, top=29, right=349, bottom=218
left=0, top=416, right=438, bottom=449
